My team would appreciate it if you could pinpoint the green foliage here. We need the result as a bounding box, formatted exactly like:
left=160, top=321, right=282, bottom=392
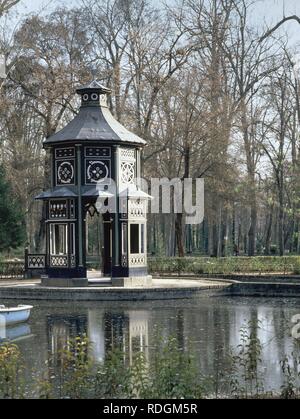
left=228, top=320, right=264, bottom=398
left=149, top=256, right=300, bottom=276
left=280, top=351, right=300, bottom=399
left=95, top=348, right=131, bottom=398
left=3, top=331, right=300, bottom=399
left=94, top=335, right=202, bottom=399
left=0, top=261, right=24, bottom=278
left=0, top=333, right=238, bottom=399
left=52, top=334, right=94, bottom=399
left=128, top=351, right=150, bottom=398
left=292, top=262, right=300, bottom=275
left=149, top=335, right=203, bottom=399
left=35, top=376, right=54, bottom=399
left=0, top=343, right=25, bottom=399
left=0, top=166, right=26, bottom=252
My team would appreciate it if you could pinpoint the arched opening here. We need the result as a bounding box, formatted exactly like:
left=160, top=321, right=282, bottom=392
left=84, top=202, right=112, bottom=278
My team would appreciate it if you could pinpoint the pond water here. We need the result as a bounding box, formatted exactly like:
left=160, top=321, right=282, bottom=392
left=1, top=294, right=300, bottom=395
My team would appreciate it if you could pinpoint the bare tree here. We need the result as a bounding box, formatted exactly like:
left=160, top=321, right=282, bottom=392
left=259, top=15, right=300, bottom=43
left=261, top=62, right=295, bottom=255
left=0, top=0, right=20, bottom=17
left=221, top=0, right=279, bottom=255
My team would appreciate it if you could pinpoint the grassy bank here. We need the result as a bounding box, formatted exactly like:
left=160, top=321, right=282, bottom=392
left=148, top=256, right=300, bottom=276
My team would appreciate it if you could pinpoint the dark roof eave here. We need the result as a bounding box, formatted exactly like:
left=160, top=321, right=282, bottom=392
left=76, top=81, right=111, bottom=95
left=43, top=138, right=147, bottom=148
left=35, top=185, right=115, bottom=200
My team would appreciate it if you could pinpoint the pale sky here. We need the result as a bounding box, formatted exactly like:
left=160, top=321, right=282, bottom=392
left=253, top=0, right=300, bottom=44
left=13, top=0, right=300, bottom=46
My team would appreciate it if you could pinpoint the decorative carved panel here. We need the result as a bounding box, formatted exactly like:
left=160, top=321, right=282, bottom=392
left=120, top=148, right=136, bottom=186
left=85, top=159, right=110, bottom=184
left=49, top=200, right=68, bottom=219
left=55, top=148, right=75, bottom=159
left=85, top=147, right=111, bottom=158
left=122, top=255, right=127, bottom=267
left=56, top=160, right=75, bottom=185
left=121, top=162, right=135, bottom=184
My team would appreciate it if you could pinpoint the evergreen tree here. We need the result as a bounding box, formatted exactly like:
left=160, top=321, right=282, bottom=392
left=0, top=166, right=26, bottom=253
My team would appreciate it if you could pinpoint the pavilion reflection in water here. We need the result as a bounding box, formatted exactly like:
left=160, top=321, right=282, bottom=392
left=47, top=309, right=149, bottom=367
left=47, top=315, right=87, bottom=366
left=7, top=298, right=297, bottom=393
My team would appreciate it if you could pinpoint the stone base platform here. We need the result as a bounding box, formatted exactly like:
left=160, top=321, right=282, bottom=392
left=40, top=276, right=152, bottom=288
left=0, top=278, right=229, bottom=301
left=111, top=276, right=153, bottom=288
left=41, top=277, right=88, bottom=287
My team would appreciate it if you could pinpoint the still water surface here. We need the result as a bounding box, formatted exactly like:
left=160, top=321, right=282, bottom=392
left=1, top=295, right=300, bottom=393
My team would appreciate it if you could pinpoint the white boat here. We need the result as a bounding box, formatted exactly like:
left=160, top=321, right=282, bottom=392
left=0, top=305, right=33, bottom=325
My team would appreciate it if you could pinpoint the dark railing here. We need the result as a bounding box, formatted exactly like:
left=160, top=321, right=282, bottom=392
left=0, top=261, right=24, bottom=279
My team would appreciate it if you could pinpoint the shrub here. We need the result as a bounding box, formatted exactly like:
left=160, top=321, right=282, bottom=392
left=0, top=261, right=24, bottom=279
left=148, top=256, right=300, bottom=276
left=51, top=334, right=94, bottom=399
left=3, top=334, right=300, bottom=398
left=228, top=320, right=264, bottom=398
left=149, top=335, right=203, bottom=399
left=0, top=343, right=25, bottom=399
left=31, top=333, right=203, bottom=399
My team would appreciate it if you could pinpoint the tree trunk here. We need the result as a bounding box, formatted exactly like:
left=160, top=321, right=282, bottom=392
left=176, top=145, right=190, bottom=257
left=175, top=213, right=185, bottom=257
left=114, top=60, right=122, bottom=121
left=278, top=190, right=284, bottom=256
left=264, top=207, right=273, bottom=255
left=248, top=201, right=257, bottom=256
left=217, top=203, right=223, bottom=257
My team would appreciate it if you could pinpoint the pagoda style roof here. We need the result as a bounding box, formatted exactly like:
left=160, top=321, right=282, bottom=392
left=44, top=80, right=146, bottom=146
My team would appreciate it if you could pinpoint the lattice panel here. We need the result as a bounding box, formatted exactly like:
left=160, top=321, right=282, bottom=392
left=128, top=200, right=145, bottom=218
left=50, top=256, right=68, bottom=267
left=28, top=255, right=46, bottom=269
left=120, top=148, right=135, bottom=161
left=129, top=256, right=146, bottom=266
